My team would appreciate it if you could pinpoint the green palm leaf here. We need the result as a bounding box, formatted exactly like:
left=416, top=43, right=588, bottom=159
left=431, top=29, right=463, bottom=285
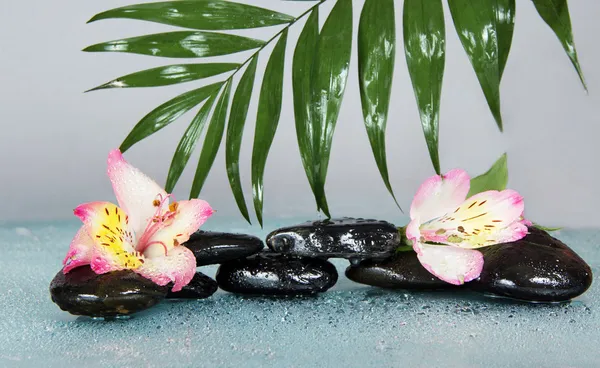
left=88, top=1, right=295, bottom=30
left=358, top=0, right=399, bottom=205
left=252, top=30, right=288, bottom=227
left=165, top=93, right=219, bottom=193
left=448, top=0, right=516, bottom=131
left=88, top=63, right=239, bottom=91
left=403, top=0, right=445, bottom=175
left=83, top=0, right=586, bottom=224
left=497, top=0, right=516, bottom=78
left=120, top=82, right=223, bottom=152
left=532, top=0, right=586, bottom=90
left=190, top=83, right=232, bottom=198
left=226, top=57, right=258, bottom=224
left=83, top=31, right=265, bottom=58
left=310, top=0, right=353, bottom=218
left=292, top=8, right=319, bottom=208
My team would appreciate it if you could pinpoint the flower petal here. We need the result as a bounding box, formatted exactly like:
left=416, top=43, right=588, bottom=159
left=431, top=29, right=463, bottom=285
left=74, top=201, right=143, bottom=273
left=141, top=199, right=214, bottom=256
left=420, top=189, right=526, bottom=248
left=410, top=169, right=470, bottom=223
left=484, top=221, right=528, bottom=244
left=415, top=242, right=484, bottom=285
left=63, top=226, right=94, bottom=273
left=107, top=149, right=169, bottom=237
left=135, top=246, right=196, bottom=292
left=405, top=218, right=422, bottom=242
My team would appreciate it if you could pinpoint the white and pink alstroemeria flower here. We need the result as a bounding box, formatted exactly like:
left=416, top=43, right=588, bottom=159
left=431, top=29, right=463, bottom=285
left=62, top=149, right=214, bottom=292
left=406, top=169, right=528, bottom=285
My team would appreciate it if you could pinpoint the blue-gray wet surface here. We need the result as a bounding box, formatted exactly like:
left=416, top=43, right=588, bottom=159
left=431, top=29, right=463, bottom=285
left=1, top=219, right=598, bottom=367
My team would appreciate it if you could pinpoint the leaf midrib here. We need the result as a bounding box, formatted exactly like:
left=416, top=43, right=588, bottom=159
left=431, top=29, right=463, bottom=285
left=222, top=1, right=327, bottom=87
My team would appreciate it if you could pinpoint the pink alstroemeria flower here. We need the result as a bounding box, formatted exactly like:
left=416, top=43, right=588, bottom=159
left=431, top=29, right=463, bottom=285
left=62, top=149, right=214, bottom=292
left=406, top=169, right=528, bottom=285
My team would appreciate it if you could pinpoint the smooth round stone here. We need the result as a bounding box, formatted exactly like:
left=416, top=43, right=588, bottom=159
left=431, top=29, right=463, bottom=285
left=166, top=272, right=218, bottom=299
left=50, top=266, right=168, bottom=317
left=216, top=253, right=338, bottom=296
left=183, top=231, right=264, bottom=266
left=266, top=217, right=400, bottom=261
left=469, top=227, right=593, bottom=302
left=345, top=227, right=592, bottom=302
left=345, top=252, right=453, bottom=290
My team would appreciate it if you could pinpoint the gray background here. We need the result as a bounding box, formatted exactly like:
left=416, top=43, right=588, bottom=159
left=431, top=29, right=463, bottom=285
left=1, top=1, right=598, bottom=227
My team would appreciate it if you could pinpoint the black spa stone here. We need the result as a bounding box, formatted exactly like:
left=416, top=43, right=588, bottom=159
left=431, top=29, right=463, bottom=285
left=346, top=227, right=593, bottom=302
left=469, top=227, right=593, bottom=302
left=216, top=253, right=338, bottom=296
left=183, top=231, right=264, bottom=266
left=166, top=272, right=218, bottom=299
left=50, top=266, right=168, bottom=317
left=345, top=251, right=453, bottom=290
left=266, top=217, right=400, bottom=262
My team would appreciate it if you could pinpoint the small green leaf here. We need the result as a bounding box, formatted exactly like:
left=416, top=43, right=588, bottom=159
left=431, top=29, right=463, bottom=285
left=532, top=0, right=586, bottom=90
left=83, top=31, right=265, bottom=58
left=359, top=0, right=400, bottom=205
left=311, top=0, right=353, bottom=217
left=165, top=93, right=218, bottom=193
left=120, top=82, right=223, bottom=152
left=468, top=153, right=508, bottom=197
left=251, top=30, right=288, bottom=227
left=532, top=223, right=563, bottom=232
left=292, top=8, right=319, bottom=207
left=448, top=0, right=514, bottom=131
left=89, top=1, right=295, bottom=30
left=403, top=0, right=445, bottom=175
left=190, top=83, right=232, bottom=198
left=88, top=63, right=239, bottom=91
left=226, top=57, right=258, bottom=224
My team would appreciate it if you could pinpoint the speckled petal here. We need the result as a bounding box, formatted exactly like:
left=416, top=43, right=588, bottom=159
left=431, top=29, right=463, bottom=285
left=62, top=226, right=94, bottom=273
left=415, top=242, right=484, bottom=285
left=410, top=169, right=470, bottom=223
left=74, top=201, right=143, bottom=274
left=135, top=245, right=197, bottom=292
left=420, top=189, right=526, bottom=248
left=484, top=221, right=529, bottom=245
left=107, top=149, right=169, bottom=237
left=142, top=199, right=214, bottom=258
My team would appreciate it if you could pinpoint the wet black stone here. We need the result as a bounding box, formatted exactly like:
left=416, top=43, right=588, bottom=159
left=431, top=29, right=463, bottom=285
left=345, top=251, right=454, bottom=290
left=266, top=217, right=400, bottom=261
left=216, top=253, right=338, bottom=296
left=184, top=231, right=264, bottom=266
left=469, top=227, right=593, bottom=302
left=50, top=266, right=168, bottom=317
left=166, top=272, right=218, bottom=299
left=345, top=227, right=592, bottom=302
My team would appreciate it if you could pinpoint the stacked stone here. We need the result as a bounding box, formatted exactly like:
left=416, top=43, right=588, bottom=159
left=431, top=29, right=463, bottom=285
left=49, top=218, right=593, bottom=318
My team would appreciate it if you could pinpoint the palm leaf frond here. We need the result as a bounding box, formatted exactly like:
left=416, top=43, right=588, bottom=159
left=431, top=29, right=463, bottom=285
left=85, top=0, right=587, bottom=224
left=403, top=0, right=445, bottom=175
left=88, top=1, right=295, bottom=30
left=251, top=30, right=288, bottom=227
left=309, top=0, right=353, bottom=217
left=190, top=83, right=232, bottom=198
left=448, top=0, right=516, bottom=131
left=532, top=0, right=586, bottom=90
left=83, top=31, right=265, bottom=58
left=358, top=0, right=400, bottom=205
